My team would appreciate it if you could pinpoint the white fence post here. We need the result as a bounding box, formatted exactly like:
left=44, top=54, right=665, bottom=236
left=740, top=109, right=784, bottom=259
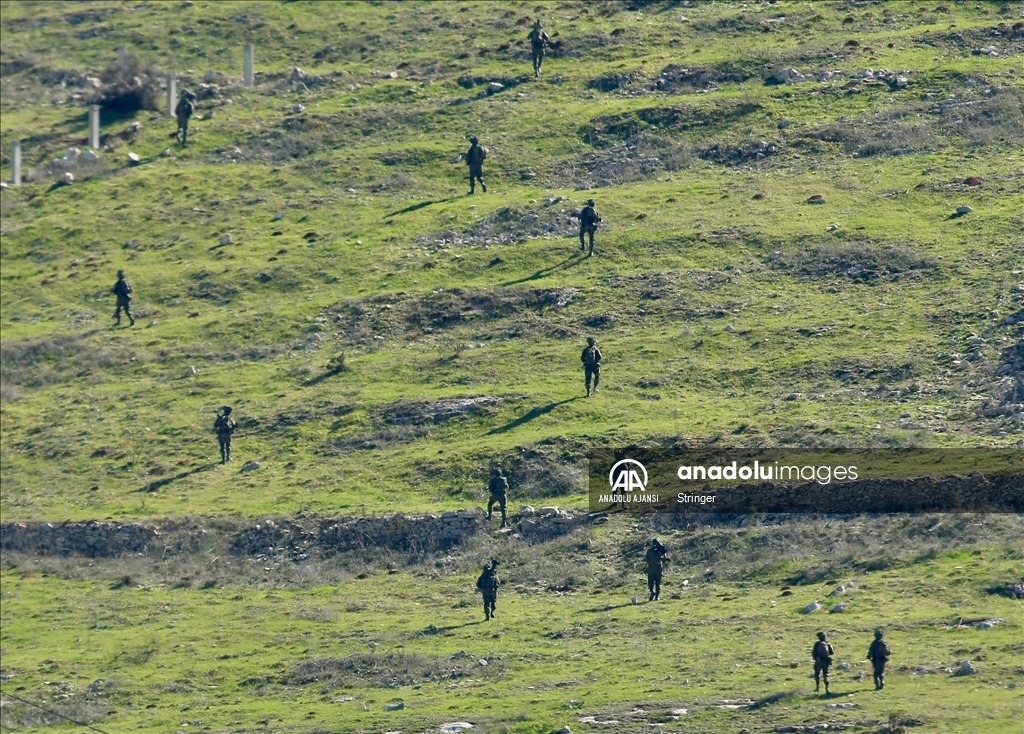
left=243, top=43, right=254, bottom=86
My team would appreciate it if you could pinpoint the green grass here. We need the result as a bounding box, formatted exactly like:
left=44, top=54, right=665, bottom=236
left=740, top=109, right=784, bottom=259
left=1, top=1, right=1023, bottom=732
left=2, top=537, right=1022, bottom=733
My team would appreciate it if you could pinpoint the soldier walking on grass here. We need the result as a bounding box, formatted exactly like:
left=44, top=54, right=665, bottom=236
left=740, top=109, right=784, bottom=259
left=214, top=406, right=236, bottom=464
left=578, top=198, right=601, bottom=256
left=867, top=629, right=890, bottom=690
left=465, top=136, right=487, bottom=195
left=581, top=337, right=602, bottom=397
left=812, top=631, right=835, bottom=694
left=175, top=89, right=196, bottom=147
left=111, top=269, right=134, bottom=326
left=528, top=19, right=550, bottom=78
left=645, top=539, right=669, bottom=601
left=487, top=468, right=509, bottom=527
left=476, top=559, right=500, bottom=620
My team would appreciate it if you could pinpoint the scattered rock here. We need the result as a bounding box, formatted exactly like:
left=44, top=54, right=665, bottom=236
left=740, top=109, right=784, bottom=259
left=975, top=618, right=1005, bottom=629
left=800, top=601, right=822, bottom=614
left=550, top=727, right=571, bottom=734
left=82, top=150, right=100, bottom=163
left=956, top=205, right=973, bottom=214
left=826, top=223, right=840, bottom=232
left=778, top=119, right=792, bottom=129
left=272, top=212, right=284, bottom=221
left=127, top=152, right=141, bottom=166
left=829, top=584, right=847, bottom=596
left=807, top=194, right=826, bottom=204
left=292, top=103, right=305, bottom=113
left=384, top=702, right=404, bottom=711
left=185, top=365, right=198, bottom=377
left=773, top=68, right=806, bottom=84
left=220, top=234, right=233, bottom=245
left=488, top=82, right=504, bottom=94
left=825, top=702, right=857, bottom=709
left=830, top=603, right=846, bottom=613
left=62, top=172, right=75, bottom=183
left=954, top=660, right=976, bottom=676
left=439, top=724, right=473, bottom=734
left=161, top=148, right=171, bottom=156
left=240, top=461, right=260, bottom=473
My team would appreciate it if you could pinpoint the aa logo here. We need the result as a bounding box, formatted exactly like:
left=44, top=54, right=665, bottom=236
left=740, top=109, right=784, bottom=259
left=608, top=459, right=648, bottom=493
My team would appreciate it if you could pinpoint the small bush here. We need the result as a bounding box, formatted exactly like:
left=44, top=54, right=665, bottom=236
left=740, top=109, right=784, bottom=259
left=96, top=57, right=162, bottom=114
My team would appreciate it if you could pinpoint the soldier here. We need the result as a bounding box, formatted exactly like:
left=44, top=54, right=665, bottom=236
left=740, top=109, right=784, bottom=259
left=867, top=629, right=891, bottom=690
left=812, top=631, right=835, bottom=694
left=175, top=89, right=196, bottom=147
left=581, top=336, right=602, bottom=397
left=487, top=468, right=509, bottom=527
left=111, top=269, right=134, bottom=326
left=214, top=406, right=236, bottom=464
left=645, top=539, right=669, bottom=601
left=476, top=559, right=500, bottom=620
left=465, top=136, right=487, bottom=195
left=527, top=19, right=550, bottom=78
left=577, top=198, right=601, bottom=256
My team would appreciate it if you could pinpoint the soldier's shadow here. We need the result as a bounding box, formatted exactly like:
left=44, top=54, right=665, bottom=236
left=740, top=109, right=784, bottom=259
left=581, top=602, right=635, bottom=613
left=137, top=462, right=218, bottom=492
left=486, top=397, right=579, bottom=435
left=417, top=621, right=483, bottom=636
left=501, top=252, right=584, bottom=286
left=385, top=197, right=458, bottom=217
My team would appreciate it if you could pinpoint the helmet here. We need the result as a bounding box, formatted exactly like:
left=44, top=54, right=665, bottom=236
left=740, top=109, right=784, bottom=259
left=490, top=558, right=500, bottom=567
left=587, top=337, right=596, bottom=345
left=874, top=629, right=884, bottom=639
left=817, top=631, right=826, bottom=641
left=469, top=136, right=478, bottom=144
left=222, top=406, right=232, bottom=414
left=117, top=269, right=125, bottom=277
left=586, top=198, right=595, bottom=206
left=534, top=19, right=542, bottom=28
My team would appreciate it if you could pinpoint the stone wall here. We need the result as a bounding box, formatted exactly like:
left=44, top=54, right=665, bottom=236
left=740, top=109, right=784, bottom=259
left=0, top=505, right=589, bottom=558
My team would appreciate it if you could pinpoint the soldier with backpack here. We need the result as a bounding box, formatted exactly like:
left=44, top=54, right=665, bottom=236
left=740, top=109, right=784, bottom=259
left=577, top=198, right=601, bottom=256
left=175, top=89, right=196, bottom=147
left=812, top=631, right=835, bottom=694
left=214, top=406, right=236, bottom=464
left=476, top=559, right=500, bottom=620
left=645, top=539, right=669, bottom=601
left=465, top=136, right=487, bottom=194
left=581, top=337, right=602, bottom=397
left=867, top=629, right=891, bottom=690
left=527, top=19, right=550, bottom=78
left=111, top=269, right=134, bottom=326
left=487, top=468, right=509, bottom=528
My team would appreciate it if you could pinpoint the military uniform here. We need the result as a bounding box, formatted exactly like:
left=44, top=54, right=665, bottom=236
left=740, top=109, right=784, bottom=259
left=111, top=270, right=134, bottom=326
left=175, top=92, right=195, bottom=147
left=867, top=630, right=890, bottom=690
left=528, top=21, right=550, bottom=77
left=465, top=137, right=487, bottom=194
left=476, top=560, right=500, bottom=620
left=487, top=470, right=509, bottom=527
left=812, top=632, right=834, bottom=693
left=645, top=540, right=668, bottom=601
left=578, top=199, right=601, bottom=255
left=214, top=406, right=236, bottom=464
left=581, top=337, right=602, bottom=397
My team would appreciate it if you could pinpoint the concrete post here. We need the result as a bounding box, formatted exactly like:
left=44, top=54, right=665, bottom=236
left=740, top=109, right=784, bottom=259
left=118, top=45, right=129, bottom=69
left=167, top=74, right=177, bottom=117
left=243, top=43, right=254, bottom=87
left=11, top=140, right=22, bottom=186
left=89, top=105, right=100, bottom=149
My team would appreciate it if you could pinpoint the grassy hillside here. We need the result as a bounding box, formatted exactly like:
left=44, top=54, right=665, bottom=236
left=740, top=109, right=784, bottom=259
left=2, top=0, right=1022, bottom=520
left=1, top=1, right=1022, bottom=733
